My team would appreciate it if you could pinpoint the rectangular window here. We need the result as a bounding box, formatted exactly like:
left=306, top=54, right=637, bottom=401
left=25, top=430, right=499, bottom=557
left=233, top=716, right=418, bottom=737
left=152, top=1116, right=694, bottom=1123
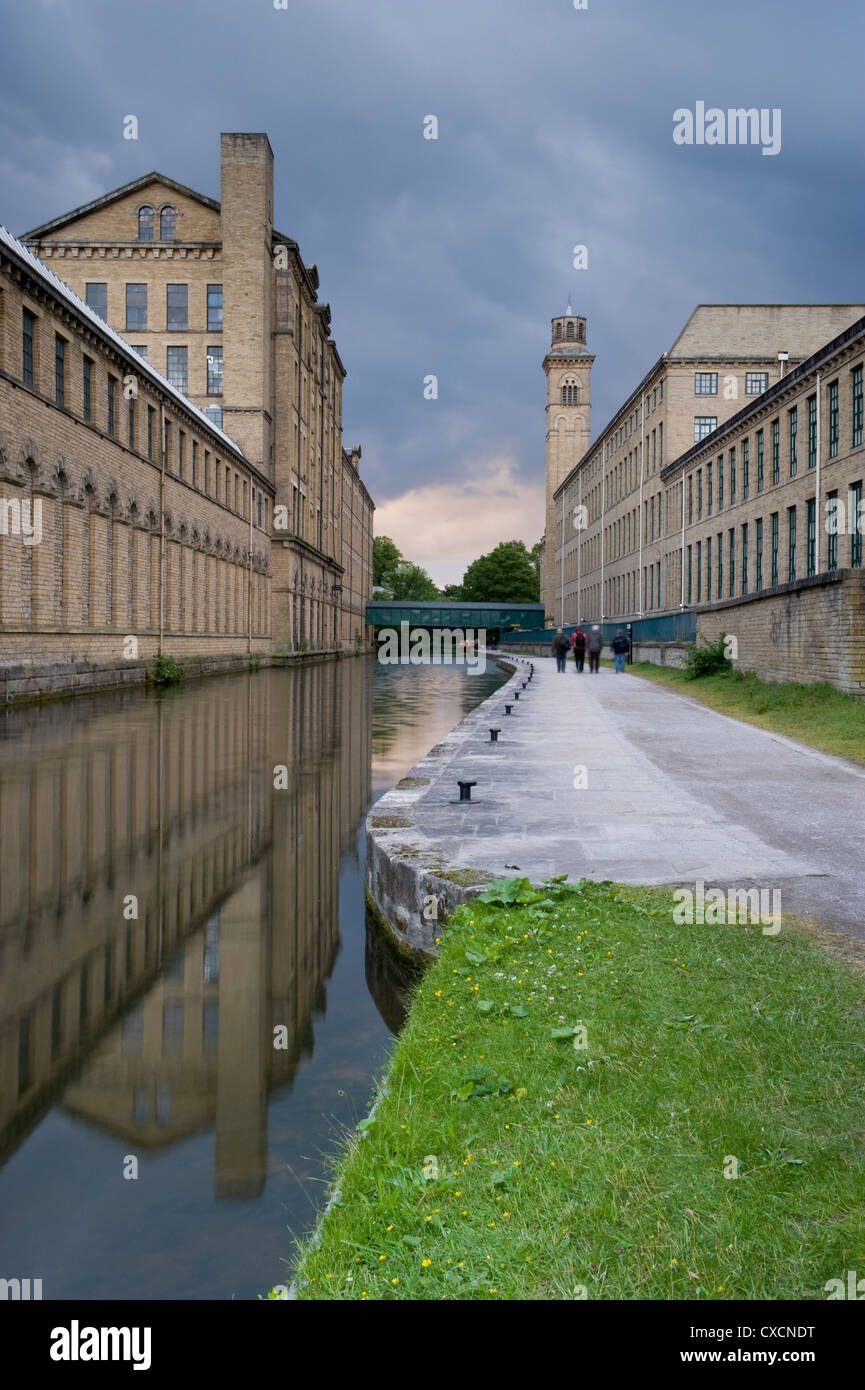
left=706, top=535, right=712, bottom=601
left=131, top=345, right=148, bottom=361
left=22, top=308, right=35, bottom=387
left=741, top=523, right=748, bottom=595
left=772, top=418, right=780, bottom=485
left=696, top=540, right=702, bottom=603
left=83, top=356, right=92, bottom=422
left=827, top=490, right=838, bottom=571
left=755, top=517, right=763, bottom=592
left=697, top=469, right=703, bottom=520
left=687, top=545, right=692, bottom=604
left=688, top=474, right=693, bottom=525
left=756, top=429, right=764, bottom=492
left=730, top=446, right=736, bottom=504
left=787, top=506, right=797, bottom=582
left=853, top=366, right=864, bottom=449
left=85, top=282, right=108, bottom=320
left=54, top=333, right=66, bottom=406
left=147, top=406, right=154, bottom=460
left=789, top=406, right=798, bottom=475
left=718, top=454, right=724, bottom=509
left=695, top=416, right=717, bottom=443
left=658, top=420, right=663, bottom=465
left=166, top=283, right=188, bottom=331
left=807, top=394, right=817, bottom=469
left=728, top=528, right=735, bottom=597
left=707, top=461, right=713, bottom=516
left=205, top=405, right=223, bottom=430
left=179, top=430, right=185, bottom=480
left=806, top=497, right=816, bottom=576
left=695, top=371, right=718, bottom=395
left=128, top=397, right=135, bottom=449
left=207, top=284, right=223, bottom=332
left=746, top=372, right=769, bottom=395
left=828, top=379, right=839, bottom=459
left=166, top=345, right=188, bottom=393
left=850, top=481, right=863, bottom=567
left=107, top=376, right=116, bottom=436
left=717, top=530, right=723, bottom=595
left=771, top=512, right=779, bottom=587
left=742, top=438, right=750, bottom=500
left=207, top=346, right=223, bottom=395
left=126, top=283, right=147, bottom=332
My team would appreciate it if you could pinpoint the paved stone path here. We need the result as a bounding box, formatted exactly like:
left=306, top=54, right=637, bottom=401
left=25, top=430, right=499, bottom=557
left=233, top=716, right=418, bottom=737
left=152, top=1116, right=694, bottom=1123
left=382, top=654, right=865, bottom=938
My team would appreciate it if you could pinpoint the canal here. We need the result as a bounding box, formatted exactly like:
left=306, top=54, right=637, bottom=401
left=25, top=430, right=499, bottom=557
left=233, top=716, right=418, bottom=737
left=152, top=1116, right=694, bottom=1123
left=0, top=656, right=507, bottom=1300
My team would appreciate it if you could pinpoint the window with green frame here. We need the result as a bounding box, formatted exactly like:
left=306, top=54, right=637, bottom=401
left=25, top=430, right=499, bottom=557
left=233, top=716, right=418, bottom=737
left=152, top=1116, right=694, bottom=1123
left=827, top=489, right=838, bottom=571
left=755, top=517, right=763, bottom=591
left=697, top=469, right=703, bottom=519
left=741, top=523, right=748, bottom=594
left=696, top=540, right=702, bottom=602
left=730, top=446, right=736, bottom=503
left=742, top=438, right=750, bottom=499
left=706, top=535, right=712, bottom=600
left=806, top=497, right=816, bottom=576
left=708, top=461, right=713, bottom=515
left=728, top=528, right=735, bottom=597
left=828, top=380, right=839, bottom=459
left=853, top=366, right=864, bottom=449
left=772, top=418, right=780, bottom=484
left=756, top=429, right=764, bottom=491
left=687, top=544, right=692, bottom=604
left=851, top=480, right=863, bottom=567
left=771, top=512, right=779, bottom=587
left=717, top=530, right=723, bottom=595
left=688, top=474, right=693, bottom=524
left=787, top=505, right=797, bottom=581
left=807, top=394, right=817, bottom=468
left=717, top=454, right=724, bottom=508
left=789, top=406, right=798, bottom=475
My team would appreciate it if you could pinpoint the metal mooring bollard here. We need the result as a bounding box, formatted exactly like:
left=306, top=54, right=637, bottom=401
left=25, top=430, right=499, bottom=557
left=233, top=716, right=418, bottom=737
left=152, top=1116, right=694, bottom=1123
left=514, top=691, right=520, bottom=700
left=504, top=703, right=513, bottom=715
left=489, top=727, right=501, bottom=742
left=521, top=681, right=527, bottom=689
left=457, top=779, right=477, bottom=802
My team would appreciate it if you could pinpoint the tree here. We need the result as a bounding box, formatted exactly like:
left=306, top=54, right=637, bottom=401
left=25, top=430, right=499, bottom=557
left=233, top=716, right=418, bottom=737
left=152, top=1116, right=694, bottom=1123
left=440, top=583, right=464, bottom=601
left=388, top=562, right=441, bottom=601
left=373, top=535, right=403, bottom=587
left=529, top=541, right=541, bottom=579
left=460, top=540, right=540, bottom=603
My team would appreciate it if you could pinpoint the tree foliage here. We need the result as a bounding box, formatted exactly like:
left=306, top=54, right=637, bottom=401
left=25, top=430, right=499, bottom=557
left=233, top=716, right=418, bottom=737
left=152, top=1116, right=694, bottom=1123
left=460, top=540, right=540, bottom=603
left=387, top=562, right=441, bottom=601
left=373, top=535, right=403, bottom=587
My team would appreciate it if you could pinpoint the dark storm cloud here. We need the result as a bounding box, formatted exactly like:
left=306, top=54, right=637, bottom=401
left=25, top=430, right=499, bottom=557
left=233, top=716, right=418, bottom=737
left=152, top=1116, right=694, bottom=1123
left=2, top=0, right=863, bottom=577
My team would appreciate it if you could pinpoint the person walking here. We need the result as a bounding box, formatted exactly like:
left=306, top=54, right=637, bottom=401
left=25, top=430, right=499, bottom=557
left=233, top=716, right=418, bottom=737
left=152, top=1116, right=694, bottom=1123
left=587, top=624, right=603, bottom=674
left=571, top=626, right=587, bottom=673
left=552, top=627, right=570, bottom=673
left=612, top=627, right=630, bottom=674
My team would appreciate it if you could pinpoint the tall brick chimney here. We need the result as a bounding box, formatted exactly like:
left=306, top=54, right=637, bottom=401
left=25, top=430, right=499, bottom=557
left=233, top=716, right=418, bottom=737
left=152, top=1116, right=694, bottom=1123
left=220, top=133, right=274, bottom=479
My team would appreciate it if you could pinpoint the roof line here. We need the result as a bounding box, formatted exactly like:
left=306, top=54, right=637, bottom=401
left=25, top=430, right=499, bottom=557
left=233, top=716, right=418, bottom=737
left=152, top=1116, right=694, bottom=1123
left=20, top=171, right=220, bottom=241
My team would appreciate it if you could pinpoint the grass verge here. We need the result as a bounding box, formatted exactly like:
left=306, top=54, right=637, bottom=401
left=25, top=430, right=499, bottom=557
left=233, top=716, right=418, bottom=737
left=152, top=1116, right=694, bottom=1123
left=625, top=663, right=865, bottom=766
left=288, top=878, right=865, bottom=1301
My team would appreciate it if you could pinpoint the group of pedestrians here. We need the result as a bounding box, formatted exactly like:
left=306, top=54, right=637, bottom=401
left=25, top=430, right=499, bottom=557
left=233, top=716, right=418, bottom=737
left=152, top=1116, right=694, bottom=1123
left=551, top=625, right=631, bottom=674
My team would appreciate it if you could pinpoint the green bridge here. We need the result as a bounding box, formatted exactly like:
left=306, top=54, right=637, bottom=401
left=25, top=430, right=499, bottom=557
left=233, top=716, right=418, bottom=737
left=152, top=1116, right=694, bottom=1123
left=365, top=600, right=545, bottom=630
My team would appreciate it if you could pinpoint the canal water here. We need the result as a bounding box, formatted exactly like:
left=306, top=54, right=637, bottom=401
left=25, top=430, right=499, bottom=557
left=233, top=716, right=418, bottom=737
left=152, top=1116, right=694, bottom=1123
left=0, top=656, right=507, bottom=1300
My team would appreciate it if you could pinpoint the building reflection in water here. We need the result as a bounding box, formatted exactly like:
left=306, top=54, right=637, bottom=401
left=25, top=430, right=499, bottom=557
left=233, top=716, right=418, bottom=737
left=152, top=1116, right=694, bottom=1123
left=0, top=661, right=372, bottom=1200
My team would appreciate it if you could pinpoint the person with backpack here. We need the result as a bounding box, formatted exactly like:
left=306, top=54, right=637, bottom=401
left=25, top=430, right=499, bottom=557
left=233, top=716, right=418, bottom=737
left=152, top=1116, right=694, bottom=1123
left=586, top=625, right=603, bottom=673
left=611, top=628, right=630, bottom=673
left=571, top=626, right=587, bottom=673
left=551, top=627, right=570, bottom=673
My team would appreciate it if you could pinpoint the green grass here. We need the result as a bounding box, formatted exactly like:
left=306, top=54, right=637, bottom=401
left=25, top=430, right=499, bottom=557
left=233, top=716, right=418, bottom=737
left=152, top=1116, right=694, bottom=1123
left=627, top=663, right=865, bottom=766
left=288, top=879, right=865, bottom=1301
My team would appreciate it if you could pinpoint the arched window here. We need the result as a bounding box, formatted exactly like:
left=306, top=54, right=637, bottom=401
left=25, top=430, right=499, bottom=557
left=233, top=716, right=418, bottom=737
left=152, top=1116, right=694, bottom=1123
left=565, top=321, right=575, bottom=340
left=160, top=205, right=177, bottom=241
left=554, top=322, right=562, bottom=341
left=138, top=205, right=154, bottom=241
left=561, top=380, right=579, bottom=406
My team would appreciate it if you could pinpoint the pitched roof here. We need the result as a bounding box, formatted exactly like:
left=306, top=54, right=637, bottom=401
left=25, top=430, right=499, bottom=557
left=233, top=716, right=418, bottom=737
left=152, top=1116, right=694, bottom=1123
left=20, top=172, right=220, bottom=242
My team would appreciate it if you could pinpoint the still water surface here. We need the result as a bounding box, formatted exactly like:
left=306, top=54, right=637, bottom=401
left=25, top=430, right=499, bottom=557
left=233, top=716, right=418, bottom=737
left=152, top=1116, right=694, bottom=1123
left=0, top=657, right=506, bottom=1299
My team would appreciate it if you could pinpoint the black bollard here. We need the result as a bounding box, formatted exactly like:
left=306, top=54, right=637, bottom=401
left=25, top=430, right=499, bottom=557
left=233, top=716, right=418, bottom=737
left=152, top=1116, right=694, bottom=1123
left=504, top=704, right=513, bottom=715
left=514, top=691, right=520, bottom=701
left=457, top=780, right=477, bottom=802
left=489, top=727, right=501, bottom=743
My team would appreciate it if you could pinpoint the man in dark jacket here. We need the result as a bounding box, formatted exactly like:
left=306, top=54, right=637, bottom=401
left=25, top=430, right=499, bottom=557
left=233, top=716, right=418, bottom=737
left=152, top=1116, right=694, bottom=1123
left=551, top=627, right=570, bottom=673
left=571, top=627, right=587, bottom=673
left=586, top=625, right=603, bottom=674
left=611, top=628, right=630, bottom=673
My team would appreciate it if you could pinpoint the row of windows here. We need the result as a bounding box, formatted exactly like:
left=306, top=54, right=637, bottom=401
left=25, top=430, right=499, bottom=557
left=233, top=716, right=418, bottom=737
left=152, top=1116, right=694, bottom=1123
left=686, top=366, right=865, bottom=519
left=85, top=281, right=223, bottom=334
left=695, top=371, right=769, bottom=396
left=128, top=343, right=223, bottom=397
left=686, top=487, right=863, bottom=603
left=19, top=308, right=256, bottom=519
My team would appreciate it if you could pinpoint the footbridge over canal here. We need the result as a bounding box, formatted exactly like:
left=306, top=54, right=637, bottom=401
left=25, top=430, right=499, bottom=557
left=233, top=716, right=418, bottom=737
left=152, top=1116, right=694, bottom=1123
left=365, top=601, right=545, bottom=634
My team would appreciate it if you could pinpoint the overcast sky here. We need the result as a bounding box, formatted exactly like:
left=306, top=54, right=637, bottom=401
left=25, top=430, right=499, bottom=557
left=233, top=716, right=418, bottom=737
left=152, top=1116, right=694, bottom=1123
left=2, top=0, right=863, bottom=583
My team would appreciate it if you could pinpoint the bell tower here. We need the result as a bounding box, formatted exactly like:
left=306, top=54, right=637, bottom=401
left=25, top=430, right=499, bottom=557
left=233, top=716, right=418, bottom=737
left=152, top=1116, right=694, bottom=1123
left=541, top=305, right=594, bottom=619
